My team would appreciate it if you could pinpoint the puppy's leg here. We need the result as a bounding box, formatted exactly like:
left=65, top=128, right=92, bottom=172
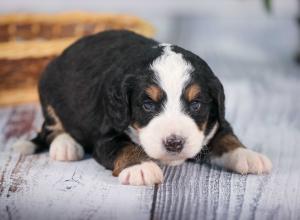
left=114, top=145, right=163, bottom=185
left=13, top=121, right=55, bottom=155
left=12, top=104, right=84, bottom=161
left=49, top=133, right=84, bottom=161
left=209, top=128, right=272, bottom=174
left=93, top=137, right=163, bottom=186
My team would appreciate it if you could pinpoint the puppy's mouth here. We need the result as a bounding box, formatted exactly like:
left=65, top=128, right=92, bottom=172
left=155, top=145, right=198, bottom=166
left=158, top=154, right=187, bottom=166
left=137, top=118, right=206, bottom=166
left=139, top=133, right=204, bottom=166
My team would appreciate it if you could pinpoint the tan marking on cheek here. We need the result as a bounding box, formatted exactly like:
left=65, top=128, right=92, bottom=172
left=132, top=122, right=141, bottom=131
left=197, top=113, right=209, bottom=132
left=145, top=85, right=163, bottom=102
left=112, top=144, right=149, bottom=176
left=199, top=120, right=207, bottom=131
left=185, top=84, right=201, bottom=102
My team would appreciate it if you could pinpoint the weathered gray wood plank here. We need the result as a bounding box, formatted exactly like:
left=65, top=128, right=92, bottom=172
left=0, top=106, right=154, bottom=220
left=0, top=153, right=154, bottom=220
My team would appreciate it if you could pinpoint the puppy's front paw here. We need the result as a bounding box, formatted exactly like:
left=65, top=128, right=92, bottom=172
left=50, top=133, right=84, bottom=161
left=211, top=148, right=272, bottom=174
left=118, top=161, right=163, bottom=186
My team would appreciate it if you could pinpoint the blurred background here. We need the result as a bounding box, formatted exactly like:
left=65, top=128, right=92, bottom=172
left=1, top=0, right=299, bottom=144
left=1, top=0, right=299, bottom=70
left=1, top=0, right=299, bottom=108
left=0, top=1, right=299, bottom=137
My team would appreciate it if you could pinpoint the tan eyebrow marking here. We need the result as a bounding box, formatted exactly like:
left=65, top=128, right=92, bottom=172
left=145, top=85, right=163, bottom=102
left=185, top=84, right=201, bottom=102
left=132, top=122, right=140, bottom=130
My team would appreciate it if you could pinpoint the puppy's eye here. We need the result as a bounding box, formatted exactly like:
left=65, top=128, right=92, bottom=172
left=143, top=100, right=156, bottom=112
left=190, top=101, right=201, bottom=112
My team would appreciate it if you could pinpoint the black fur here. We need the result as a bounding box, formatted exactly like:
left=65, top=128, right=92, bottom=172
left=34, top=30, right=239, bottom=170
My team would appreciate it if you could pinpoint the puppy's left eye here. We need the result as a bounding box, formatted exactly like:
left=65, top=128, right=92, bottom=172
left=190, top=101, right=201, bottom=112
left=143, top=100, right=156, bottom=112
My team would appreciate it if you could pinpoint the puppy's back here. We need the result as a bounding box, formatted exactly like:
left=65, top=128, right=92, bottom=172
left=38, top=30, right=158, bottom=148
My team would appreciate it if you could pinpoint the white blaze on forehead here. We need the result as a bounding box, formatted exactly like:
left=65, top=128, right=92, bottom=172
left=151, top=44, right=194, bottom=112
left=138, top=44, right=204, bottom=163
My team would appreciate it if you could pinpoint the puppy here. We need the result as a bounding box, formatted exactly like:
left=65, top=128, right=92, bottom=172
left=13, top=30, right=272, bottom=185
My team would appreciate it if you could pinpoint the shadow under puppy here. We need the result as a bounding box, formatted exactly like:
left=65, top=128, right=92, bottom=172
left=13, top=30, right=272, bottom=185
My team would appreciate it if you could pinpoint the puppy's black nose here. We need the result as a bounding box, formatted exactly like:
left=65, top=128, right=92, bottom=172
left=164, top=135, right=185, bottom=153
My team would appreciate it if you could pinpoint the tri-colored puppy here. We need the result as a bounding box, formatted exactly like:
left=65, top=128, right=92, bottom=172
left=13, top=30, right=272, bottom=185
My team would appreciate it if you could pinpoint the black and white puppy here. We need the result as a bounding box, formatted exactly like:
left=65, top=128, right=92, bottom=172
left=13, top=30, right=272, bottom=185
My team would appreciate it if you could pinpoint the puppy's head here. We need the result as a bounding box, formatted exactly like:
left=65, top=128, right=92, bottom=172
left=110, top=44, right=225, bottom=165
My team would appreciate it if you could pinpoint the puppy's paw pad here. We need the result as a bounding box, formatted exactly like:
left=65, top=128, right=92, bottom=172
left=50, top=133, right=84, bottom=161
left=212, top=148, right=272, bottom=174
left=118, top=161, right=163, bottom=186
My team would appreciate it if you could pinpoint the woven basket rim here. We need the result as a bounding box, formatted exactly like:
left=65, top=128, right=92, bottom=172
left=0, top=12, right=155, bottom=59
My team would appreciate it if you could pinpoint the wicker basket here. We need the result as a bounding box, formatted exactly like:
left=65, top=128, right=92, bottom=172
left=0, top=12, right=155, bottom=106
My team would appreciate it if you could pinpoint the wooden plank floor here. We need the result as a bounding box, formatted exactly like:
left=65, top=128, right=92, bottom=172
left=0, top=105, right=154, bottom=220
left=1, top=4, right=300, bottom=219
left=1, top=71, right=300, bottom=220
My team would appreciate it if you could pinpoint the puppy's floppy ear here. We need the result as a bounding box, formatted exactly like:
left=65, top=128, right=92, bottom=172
left=208, top=75, right=227, bottom=127
left=105, top=74, right=133, bottom=133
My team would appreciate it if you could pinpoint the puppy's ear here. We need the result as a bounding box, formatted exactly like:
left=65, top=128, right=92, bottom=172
left=208, top=76, right=226, bottom=127
left=105, top=75, right=132, bottom=133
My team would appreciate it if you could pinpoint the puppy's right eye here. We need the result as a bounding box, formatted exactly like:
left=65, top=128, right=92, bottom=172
left=143, top=100, right=156, bottom=112
left=189, top=100, right=201, bottom=112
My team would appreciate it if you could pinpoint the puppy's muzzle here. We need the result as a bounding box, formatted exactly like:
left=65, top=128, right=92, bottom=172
left=163, top=135, right=185, bottom=153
